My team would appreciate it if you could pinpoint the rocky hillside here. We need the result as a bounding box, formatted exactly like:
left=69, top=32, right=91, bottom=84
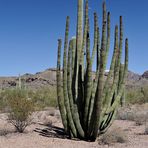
left=0, top=68, right=148, bottom=90
left=142, top=71, right=148, bottom=79
left=126, top=70, right=148, bottom=89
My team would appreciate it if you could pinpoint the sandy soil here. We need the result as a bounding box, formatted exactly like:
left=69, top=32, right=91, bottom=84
left=0, top=108, right=147, bottom=148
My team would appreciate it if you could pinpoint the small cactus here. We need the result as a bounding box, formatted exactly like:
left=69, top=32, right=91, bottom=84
left=56, top=0, right=128, bottom=141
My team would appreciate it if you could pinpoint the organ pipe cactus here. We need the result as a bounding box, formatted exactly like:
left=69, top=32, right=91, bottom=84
left=56, top=0, right=128, bottom=141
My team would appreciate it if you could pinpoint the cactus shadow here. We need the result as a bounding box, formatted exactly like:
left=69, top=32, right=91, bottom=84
left=34, top=124, right=70, bottom=139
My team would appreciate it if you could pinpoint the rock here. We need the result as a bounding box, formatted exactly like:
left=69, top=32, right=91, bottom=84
left=142, top=71, right=148, bottom=79
left=8, top=81, right=16, bottom=86
left=31, top=110, right=60, bottom=124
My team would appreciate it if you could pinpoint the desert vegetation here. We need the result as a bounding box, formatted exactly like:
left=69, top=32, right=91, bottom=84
left=126, top=86, right=148, bottom=104
left=56, top=0, right=128, bottom=141
left=0, top=87, right=57, bottom=112
left=99, top=127, right=128, bottom=145
left=6, top=89, right=34, bottom=133
left=0, top=0, right=147, bottom=147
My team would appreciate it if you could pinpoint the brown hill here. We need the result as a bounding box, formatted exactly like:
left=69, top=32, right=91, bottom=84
left=0, top=68, right=147, bottom=90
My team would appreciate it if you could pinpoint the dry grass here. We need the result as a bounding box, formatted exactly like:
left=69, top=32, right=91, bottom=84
left=0, top=129, right=10, bottom=136
left=0, top=128, right=14, bottom=136
left=144, top=123, right=148, bottom=135
left=134, top=114, right=147, bottom=126
left=116, top=103, right=148, bottom=126
left=99, top=127, right=128, bottom=145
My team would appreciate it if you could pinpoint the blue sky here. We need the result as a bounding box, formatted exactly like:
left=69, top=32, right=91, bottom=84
left=0, top=0, right=147, bottom=76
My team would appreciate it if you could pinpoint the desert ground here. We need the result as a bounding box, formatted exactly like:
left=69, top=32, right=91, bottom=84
left=0, top=104, right=147, bottom=148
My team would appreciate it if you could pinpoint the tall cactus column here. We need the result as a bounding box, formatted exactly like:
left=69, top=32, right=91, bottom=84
left=56, top=0, right=128, bottom=141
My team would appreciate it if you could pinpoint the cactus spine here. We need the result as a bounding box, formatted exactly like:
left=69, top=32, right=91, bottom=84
left=56, top=0, right=128, bottom=141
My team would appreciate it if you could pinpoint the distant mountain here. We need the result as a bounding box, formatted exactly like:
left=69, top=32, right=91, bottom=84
left=126, top=70, right=148, bottom=89
left=0, top=68, right=147, bottom=90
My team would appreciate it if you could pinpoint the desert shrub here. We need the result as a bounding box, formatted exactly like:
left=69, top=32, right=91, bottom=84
left=6, top=89, right=34, bottom=133
left=0, top=128, right=14, bottom=136
left=0, top=86, right=57, bottom=112
left=116, top=104, right=148, bottom=126
left=117, top=111, right=146, bottom=125
left=0, top=87, right=58, bottom=132
left=30, top=86, right=57, bottom=109
left=134, top=113, right=147, bottom=126
left=0, top=89, right=11, bottom=112
left=0, top=129, right=9, bottom=136
left=141, top=87, right=148, bottom=98
left=99, top=127, right=128, bottom=145
left=126, top=86, right=148, bottom=104
left=145, top=126, right=148, bottom=135
left=116, top=108, right=135, bottom=121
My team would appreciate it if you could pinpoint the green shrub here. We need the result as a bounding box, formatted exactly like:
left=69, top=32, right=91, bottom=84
left=0, top=86, right=57, bottom=112
left=0, top=87, right=57, bottom=132
left=126, top=86, right=148, bottom=104
left=6, top=89, right=34, bottom=133
left=0, top=90, right=8, bottom=112
left=30, top=86, right=57, bottom=109
left=116, top=104, right=148, bottom=125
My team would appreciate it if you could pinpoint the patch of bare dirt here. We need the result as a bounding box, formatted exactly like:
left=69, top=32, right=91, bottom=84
left=0, top=106, right=148, bottom=148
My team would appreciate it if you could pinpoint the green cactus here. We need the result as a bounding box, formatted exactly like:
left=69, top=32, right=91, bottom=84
left=18, top=74, right=22, bottom=89
left=56, top=0, right=128, bottom=141
left=16, top=74, right=27, bottom=90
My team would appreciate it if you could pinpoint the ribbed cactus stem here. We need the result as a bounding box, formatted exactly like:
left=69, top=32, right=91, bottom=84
left=18, top=74, right=22, bottom=89
left=83, top=32, right=92, bottom=131
left=105, top=38, right=128, bottom=115
left=71, top=37, right=76, bottom=77
left=56, top=0, right=129, bottom=141
left=77, top=0, right=83, bottom=62
left=91, top=12, right=98, bottom=64
left=87, top=26, right=100, bottom=131
left=91, top=1, right=107, bottom=139
left=75, top=0, right=83, bottom=100
left=67, top=39, right=84, bottom=138
left=56, top=39, right=68, bottom=132
left=104, top=12, right=110, bottom=67
left=81, top=0, right=88, bottom=80
left=101, top=25, right=119, bottom=118
left=63, top=16, right=77, bottom=137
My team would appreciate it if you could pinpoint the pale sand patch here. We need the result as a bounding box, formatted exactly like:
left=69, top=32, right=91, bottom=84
left=0, top=108, right=147, bottom=148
